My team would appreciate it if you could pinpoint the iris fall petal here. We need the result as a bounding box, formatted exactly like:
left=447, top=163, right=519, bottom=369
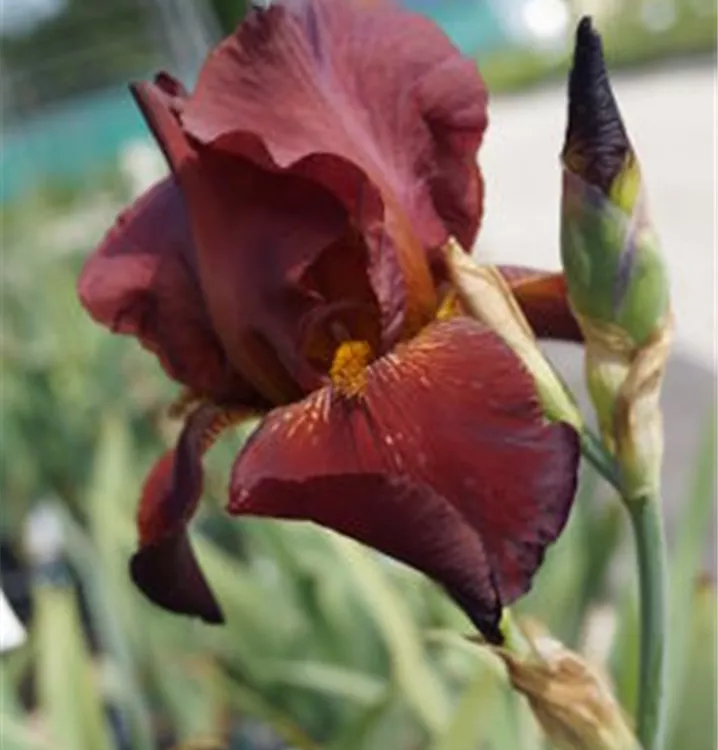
left=131, top=404, right=257, bottom=623
left=229, top=318, right=579, bottom=641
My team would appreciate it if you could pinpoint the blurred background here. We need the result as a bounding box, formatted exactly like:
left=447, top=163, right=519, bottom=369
left=1, top=1, right=716, bottom=748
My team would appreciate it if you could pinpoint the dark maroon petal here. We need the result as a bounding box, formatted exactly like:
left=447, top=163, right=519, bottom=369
left=130, top=530, right=223, bottom=624
left=229, top=318, right=580, bottom=641
left=238, top=473, right=502, bottom=641
left=181, top=0, right=487, bottom=339
left=77, top=177, right=251, bottom=400
left=499, top=266, right=583, bottom=342
left=130, top=79, right=360, bottom=402
left=131, top=404, right=257, bottom=623
left=563, top=17, right=631, bottom=196
left=153, top=70, right=189, bottom=101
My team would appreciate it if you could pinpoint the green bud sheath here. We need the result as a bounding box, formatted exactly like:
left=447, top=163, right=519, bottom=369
left=560, top=17, right=669, bottom=347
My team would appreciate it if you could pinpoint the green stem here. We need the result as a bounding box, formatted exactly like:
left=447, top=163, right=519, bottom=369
left=578, top=429, right=668, bottom=749
left=499, top=609, right=534, bottom=659
left=580, top=428, right=622, bottom=490
left=498, top=610, right=536, bottom=749
left=627, top=495, right=668, bottom=750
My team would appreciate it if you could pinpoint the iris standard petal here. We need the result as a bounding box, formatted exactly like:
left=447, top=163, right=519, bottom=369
left=131, top=78, right=352, bottom=402
left=182, top=0, right=487, bottom=340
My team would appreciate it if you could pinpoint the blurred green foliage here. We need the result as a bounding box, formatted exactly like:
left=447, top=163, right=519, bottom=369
left=209, top=0, right=249, bottom=34
left=0, top=0, right=159, bottom=115
left=480, top=0, right=716, bottom=93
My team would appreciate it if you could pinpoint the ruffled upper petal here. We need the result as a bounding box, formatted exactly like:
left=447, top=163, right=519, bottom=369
left=229, top=318, right=580, bottom=642
left=130, top=77, right=357, bottom=403
left=181, top=0, right=487, bottom=340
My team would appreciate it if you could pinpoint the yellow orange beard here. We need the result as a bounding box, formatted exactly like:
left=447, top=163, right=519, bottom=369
left=330, top=340, right=373, bottom=397
left=435, top=289, right=462, bottom=321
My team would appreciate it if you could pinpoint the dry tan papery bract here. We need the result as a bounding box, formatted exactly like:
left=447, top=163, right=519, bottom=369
left=496, top=635, right=641, bottom=750
left=573, top=308, right=673, bottom=500
left=442, top=238, right=582, bottom=430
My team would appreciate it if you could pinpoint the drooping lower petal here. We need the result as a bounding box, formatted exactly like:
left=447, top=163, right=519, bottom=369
left=229, top=318, right=580, bottom=641
left=499, top=266, right=582, bottom=342
left=131, top=404, right=257, bottom=622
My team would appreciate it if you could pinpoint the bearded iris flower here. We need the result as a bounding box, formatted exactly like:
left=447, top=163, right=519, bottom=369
left=79, top=0, right=582, bottom=644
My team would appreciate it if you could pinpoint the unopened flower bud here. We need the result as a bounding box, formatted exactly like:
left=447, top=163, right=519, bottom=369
left=560, top=17, right=673, bottom=498
left=496, top=633, right=640, bottom=750
left=561, top=17, right=669, bottom=346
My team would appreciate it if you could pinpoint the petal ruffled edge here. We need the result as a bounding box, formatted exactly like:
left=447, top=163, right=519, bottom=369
left=182, top=0, right=487, bottom=249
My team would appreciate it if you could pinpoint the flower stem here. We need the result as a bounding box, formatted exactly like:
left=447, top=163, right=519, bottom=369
left=578, top=430, right=668, bottom=750
left=580, top=428, right=621, bottom=490
left=499, top=609, right=534, bottom=659
left=627, top=494, right=668, bottom=750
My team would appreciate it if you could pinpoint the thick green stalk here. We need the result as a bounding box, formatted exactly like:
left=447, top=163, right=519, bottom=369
left=627, top=495, right=668, bottom=750
left=578, top=428, right=668, bottom=750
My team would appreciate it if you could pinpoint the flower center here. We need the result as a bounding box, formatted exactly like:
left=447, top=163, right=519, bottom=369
left=436, top=289, right=461, bottom=321
left=330, top=340, right=373, bottom=397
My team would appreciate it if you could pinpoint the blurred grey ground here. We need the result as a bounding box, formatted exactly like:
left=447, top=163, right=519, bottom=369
left=476, top=62, right=717, bottom=561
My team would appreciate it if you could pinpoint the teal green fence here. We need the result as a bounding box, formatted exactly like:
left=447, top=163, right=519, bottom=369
left=1, top=86, right=150, bottom=202
left=1, top=1, right=509, bottom=205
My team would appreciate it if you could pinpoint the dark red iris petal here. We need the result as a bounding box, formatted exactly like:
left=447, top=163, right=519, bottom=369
left=131, top=404, right=255, bottom=623
left=229, top=317, right=580, bottom=641
left=129, top=78, right=352, bottom=403
left=181, top=0, right=487, bottom=340
left=77, top=177, right=253, bottom=401
left=498, top=266, right=583, bottom=342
